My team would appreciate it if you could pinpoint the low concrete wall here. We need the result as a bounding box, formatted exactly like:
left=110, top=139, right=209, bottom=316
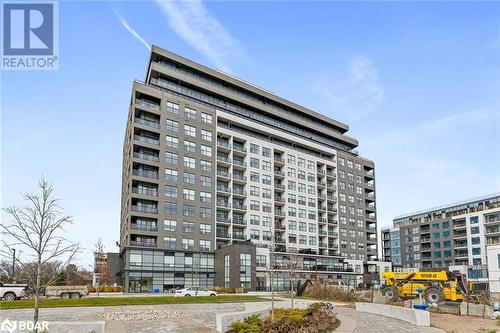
left=216, top=302, right=270, bottom=333
left=355, top=302, right=430, bottom=326
left=459, top=302, right=493, bottom=318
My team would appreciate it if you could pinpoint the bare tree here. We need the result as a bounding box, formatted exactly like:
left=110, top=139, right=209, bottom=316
left=283, top=254, right=299, bottom=308
left=1, top=178, right=81, bottom=326
left=258, top=225, right=278, bottom=321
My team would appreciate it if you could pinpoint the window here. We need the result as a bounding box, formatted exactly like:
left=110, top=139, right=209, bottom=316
left=184, top=125, right=196, bottom=137
left=298, top=221, right=306, bottom=231
left=250, top=157, right=259, bottom=168
left=298, top=157, right=305, bottom=167
left=262, top=202, right=271, bottom=213
left=262, top=216, right=271, bottom=227
left=250, top=186, right=260, bottom=196
left=184, top=172, right=196, bottom=184
left=262, top=147, right=271, bottom=158
left=471, top=226, right=480, bottom=234
left=165, top=152, right=178, bottom=164
left=262, top=161, right=271, bottom=171
left=164, top=219, right=176, bottom=232
left=184, top=140, right=196, bottom=153
left=262, top=175, right=271, bottom=185
left=201, top=145, right=212, bottom=157
left=182, top=238, right=194, bottom=250
left=200, top=207, right=212, bottom=219
left=165, top=169, right=178, bottom=181
left=183, top=205, right=195, bottom=217
left=288, top=194, right=296, bottom=204
left=250, top=215, right=260, bottom=225
left=250, top=172, right=259, bottom=182
left=356, top=163, right=362, bottom=171
left=308, top=223, right=316, bottom=233
left=307, top=160, right=315, bottom=170
left=288, top=220, right=297, bottom=230
left=164, top=236, right=176, bottom=249
left=288, top=180, right=296, bottom=191
left=200, top=240, right=211, bottom=251
left=298, top=183, right=306, bottom=193
left=184, top=107, right=196, bottom=120
left=200, top=160, right=212, bottom=172
left=166, top=120, right=178, bottom=132
left=183, top=188, right=195, bottom=200
left=299, top=235, right=307, bottom=245
left=287, top=155, right=296, bottom=164
left=309, top=236, right=317, bottom=246
left=164, top=202, right=177, bottom=214
left=298, top=170, right=306, bottom=180
left=250, top=144, right=259, bottom=154
left=250, top=229, right=260, bottom=240
left=299, top=208, right=306, bottom=218
left=289, top=207, right=297, bottom=217
left=240, top=253, right=252, bottom=288
left=184, top=156, right=196, bottom=169
left=200, top=223, right=211, bottom=234
left=183, top=221, right=194, bottom=233
left=472, top=247, right=481, bottom=255
left=200, top=176, right=212, bottom=187
left=347, top=160, right=353, bottom=168
left=288, top=168, right=296, bottom=177
left=166, top=101, right=179, bottom=114
left=201, top=112, right=212, bottom=124
left=262, top=188, right=271, bottom=199
left=166, top=135, right=178, bottom=149
left=250, top=200, right=260, bottom=211
left=471, top=237, right=480, bottom=245
left=201, top=129, right=212, bottom=142
left=165, top=185, right=178, bottom=198
left=224, top=255, right=230, bottom=288
left=470, top=216, right=479, bottom=224
left=307, top=173, right=315, bottom=182
left=200, top=191, right=212, bottom=203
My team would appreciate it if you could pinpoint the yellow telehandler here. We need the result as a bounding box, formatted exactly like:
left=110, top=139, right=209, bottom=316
left=381, top=271, right=469, bottom=303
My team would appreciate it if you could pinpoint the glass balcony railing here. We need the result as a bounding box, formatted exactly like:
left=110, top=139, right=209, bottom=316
left=134, top=117, right=160, bottom=129
left=132, top=169, right=159, bottom=179
left=135, top=99, right=160, bottom=111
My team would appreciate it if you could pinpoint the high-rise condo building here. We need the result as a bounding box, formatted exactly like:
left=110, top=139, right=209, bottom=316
left=119, top=46, right=378, bottom=292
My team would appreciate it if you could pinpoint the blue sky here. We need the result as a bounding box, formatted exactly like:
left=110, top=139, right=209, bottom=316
left=2, top=1, right=499, bottom=266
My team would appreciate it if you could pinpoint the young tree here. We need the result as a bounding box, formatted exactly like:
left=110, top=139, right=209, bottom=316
left=93, top=238, right=112, bottom=294
left=1, top=178, right=81, bottom=326
left=283, top=254, right=299, bottom=308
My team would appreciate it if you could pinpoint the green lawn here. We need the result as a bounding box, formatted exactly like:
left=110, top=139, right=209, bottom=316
left=0, top=295, right=265, bottom=310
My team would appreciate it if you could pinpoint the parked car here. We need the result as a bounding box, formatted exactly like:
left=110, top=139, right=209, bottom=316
left=0, top=283, right=29, bottom=300
left=331, top=281, right=355, bottom=293
left=174, top=287, right=217, bottom=297
left=45, top=285, right=89, bottom=298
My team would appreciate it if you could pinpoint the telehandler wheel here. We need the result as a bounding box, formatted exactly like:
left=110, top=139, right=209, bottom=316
left=425, top=287, right=444, bottom=304
left=382, top=286, right=399, bottom=301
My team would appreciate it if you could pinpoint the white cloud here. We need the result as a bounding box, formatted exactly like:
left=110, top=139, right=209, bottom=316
left=155, top=0, right=243, bottom=73
left=114, top=12, right=151, bottom=51
left=312, top=55, right=384, bottom=122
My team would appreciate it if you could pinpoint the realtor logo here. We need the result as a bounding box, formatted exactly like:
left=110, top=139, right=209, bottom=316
left=2, top=2, right=58, bottom=70
left=0, top=319, right=16, bottom=333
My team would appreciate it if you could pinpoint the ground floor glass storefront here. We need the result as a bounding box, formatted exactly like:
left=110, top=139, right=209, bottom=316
left=125, top=249, right=215, bottom=292
left=255, top=272, right=360, bottom=291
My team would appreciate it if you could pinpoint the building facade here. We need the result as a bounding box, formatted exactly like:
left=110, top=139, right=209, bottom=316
left=381, top=194, right=500, bottom=283
left=119, top=46, right=378, bottom=292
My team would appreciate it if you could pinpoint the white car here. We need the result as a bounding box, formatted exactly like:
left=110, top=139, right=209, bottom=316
left=174, top=287, right=217, bottom=297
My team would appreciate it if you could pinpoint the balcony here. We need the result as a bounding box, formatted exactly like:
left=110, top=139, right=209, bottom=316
left=319, top=242, right=327, bottom=248
left=216, top=201, right=231, bottom=209
left=454, top=241, right=468, bottom=248
left=275, top=223, right=286, bottom=230
left=131, top=224, right=158, bottom=232
left=327, top=195, right=336, bottom=201
left=317, top=170, right=326, bottom=176
left=421, top=237, right=431, bottom=243
left=366, top=203, right=376, bottom=210
left=217, top=156, right=231, bottom=165
left=274, top=157, right=285, bottom=165
left=134, top=135, right=160, bottom=146
left=233, top=234, right=245, bottom=240
left=133, top=152, right=159, bottom=163
left=318, top=194, right=326, bottom=199
left=274, top=170, right=285, bottom=178
left=274, top=210, right=285, bottom=217
left=319, top=230, right=327, bottom=236
left=233, top=174, right=247, bottom=182
left=132, top=169, right=159, bottom=179
left=274, top=183, right=285, bottom=190
left=136, top=99, right=160, bottom=111
left=130, top=240, right=157, bottom=247
left=318, top=218, right=327, bottom=224
left=233, top=145, right=247, bottom=154
left=454, top=230, right=467, bottom=238
left=216, top=232, right=230, bottom=238
left=134, top=117, right=160, bottom=129
left=317, top=182, right=326, bottom=187
left=217, top=141, right=231, bottom=151
left=233, top=160, right=247, bottom=168
left=217, top=170, right=231, bottom=178
left=132, top=187, right=158, bottom=197
left=233, top=219, right=247, bottom=225
left=233, top=189, right=247, bottom=197
left=486, top=226, right=500, bottom=235
left=274, top=197, right=285, bottom=203
left=328, top=231, right=339, bottom=237
left=328, top=219, right=338, bottom=225
left=326, top=171, right=336, bottom=178
left=216, top=216, right=231, bottom=224
left=318, top=205, right=327, bottom=211
left=233, top=203, right=247, bottom=211
left=365, top=182, right=375, bottom=189
left=131, top=205, right=158, bottom=214
left=216, top=185, right=231, bottom=194
left=454, top=251, right=468, bottom=258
